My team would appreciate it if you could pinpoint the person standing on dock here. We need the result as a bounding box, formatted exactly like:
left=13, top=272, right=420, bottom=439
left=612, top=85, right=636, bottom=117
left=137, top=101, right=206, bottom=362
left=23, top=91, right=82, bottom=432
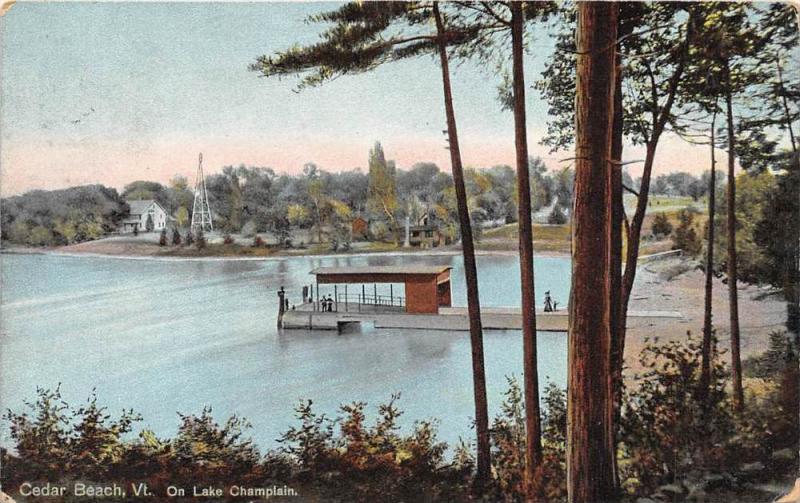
left=544, top=291, right=553, bottom=312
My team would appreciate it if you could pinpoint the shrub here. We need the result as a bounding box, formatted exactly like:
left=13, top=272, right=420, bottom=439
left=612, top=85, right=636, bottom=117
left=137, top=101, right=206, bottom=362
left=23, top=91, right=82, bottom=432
left=4, top=385, right=72, bottom=479
left=547, top=205, right=568, bottom=225
left=253, top=235, right=266, bottom=247
left=171, top=407, right=260, bottom=482
left=195, top=229, right=206, bottom=249
left=619, top=333, right=733, bottom=494
left=651, top=213, right=673, bottom=237
left=185, top=229, right=194, bottom=246
left=171, top=228, right=182, bottom=246
left=672, top=209, right=702, bottom=256
left=223, top=233, right=235, bottom=245
left=488, top=377, right=566, bottom=501
left=159, top=228, right=167, bottom=246
left=3, top=386, right=141, bottom=482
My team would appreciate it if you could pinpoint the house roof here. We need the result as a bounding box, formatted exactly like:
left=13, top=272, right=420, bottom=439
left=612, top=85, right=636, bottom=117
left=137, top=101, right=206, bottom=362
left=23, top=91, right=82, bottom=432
left=126, top=199, right=161, bottom=215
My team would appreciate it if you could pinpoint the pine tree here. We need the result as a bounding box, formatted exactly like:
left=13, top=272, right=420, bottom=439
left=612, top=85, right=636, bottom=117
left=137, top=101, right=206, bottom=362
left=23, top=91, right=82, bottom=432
left=250, top=2, right=496, bottom=485
left=568, top=3, right=619, bottom=501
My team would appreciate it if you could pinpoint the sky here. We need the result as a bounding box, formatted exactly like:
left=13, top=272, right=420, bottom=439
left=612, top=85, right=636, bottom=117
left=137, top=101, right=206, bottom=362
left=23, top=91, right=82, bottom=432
left=1, top=1, right=730, bottom=197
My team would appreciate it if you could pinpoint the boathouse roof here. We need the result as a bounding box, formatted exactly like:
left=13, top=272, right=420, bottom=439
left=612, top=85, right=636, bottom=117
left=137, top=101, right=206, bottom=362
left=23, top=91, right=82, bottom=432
left=310, top=265, right=451, bottom=277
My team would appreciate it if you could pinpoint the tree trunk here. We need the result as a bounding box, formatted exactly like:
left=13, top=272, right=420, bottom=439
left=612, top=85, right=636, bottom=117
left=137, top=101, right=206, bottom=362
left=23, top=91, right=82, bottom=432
left=777, top=58, right=797, bottom=153
left=616, top=14, right=693, bottom=415
left=725, top=84, right=744, bottom=412
left=510, top=4, right=544, bottom=501
left=432, top=2, right=491, bottom=487
left=699, top=108, right=717, bottom=405
left=608, top=22, right=626, bottom=491
left=568, top=3, right=618, bottom=502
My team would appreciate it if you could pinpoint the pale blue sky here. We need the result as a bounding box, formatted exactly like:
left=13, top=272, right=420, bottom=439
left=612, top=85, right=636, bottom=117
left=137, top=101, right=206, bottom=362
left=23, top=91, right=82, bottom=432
left=1, top=1, right=712, bottom=195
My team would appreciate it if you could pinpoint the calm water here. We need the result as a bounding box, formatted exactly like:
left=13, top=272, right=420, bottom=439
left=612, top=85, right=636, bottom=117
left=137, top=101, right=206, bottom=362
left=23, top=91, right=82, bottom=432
left=0, top=252, right=570, bottom=450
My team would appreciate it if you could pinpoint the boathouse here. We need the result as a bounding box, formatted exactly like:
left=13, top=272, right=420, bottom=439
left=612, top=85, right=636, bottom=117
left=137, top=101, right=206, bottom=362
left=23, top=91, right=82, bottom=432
left=310, top=265, right=452, bottom=314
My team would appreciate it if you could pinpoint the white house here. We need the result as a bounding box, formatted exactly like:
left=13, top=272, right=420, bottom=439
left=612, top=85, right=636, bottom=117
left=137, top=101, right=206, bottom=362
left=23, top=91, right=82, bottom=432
left=120, top=200, right=168, bottom=233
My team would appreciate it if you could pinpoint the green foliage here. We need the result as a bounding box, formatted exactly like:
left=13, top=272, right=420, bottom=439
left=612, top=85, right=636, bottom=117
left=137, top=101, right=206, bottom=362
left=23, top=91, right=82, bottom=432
left=672, top=209, right=702, bottom=256
left=171, top=228, right=182, bottom=246
left=652, top=212, right=674, bottom=237
left=487, top=377, right=567, bottom=501
left=4, top=345, right=797, bottom=500
left=743, top=330, right=797, bottom=379
left=754, top=158, right=799, bottom=299
left=714, top=171, right=776, bottom=283
left=159, top=228, right=168, bottom=246
left=1, top=185, right=126, bottom=246
left=184, top=229, right=194, bottom=246
left=175, top=206, right=189, bottom=228
left=619, top=334, right=732, bottom=494
left=172, top=407, right=260, bottom=479
left=367, top=142, right=398, bottom=239
left=276, top=395, right=463, bottom=501
left=145, top=213, right=154, bottom=232
left=3, top=385, right=141, bottom=481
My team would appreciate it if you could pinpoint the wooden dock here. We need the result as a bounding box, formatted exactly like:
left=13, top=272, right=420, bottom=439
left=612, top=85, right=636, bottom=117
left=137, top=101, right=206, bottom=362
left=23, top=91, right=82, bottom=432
left=276, top=265, right=683, bottom=333
left=280, top=304, right=682, bottom=332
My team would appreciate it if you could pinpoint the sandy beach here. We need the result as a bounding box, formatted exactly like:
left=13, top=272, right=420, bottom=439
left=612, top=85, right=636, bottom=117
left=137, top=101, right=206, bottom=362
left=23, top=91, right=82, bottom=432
left=624, top=255, right=787, bottom=373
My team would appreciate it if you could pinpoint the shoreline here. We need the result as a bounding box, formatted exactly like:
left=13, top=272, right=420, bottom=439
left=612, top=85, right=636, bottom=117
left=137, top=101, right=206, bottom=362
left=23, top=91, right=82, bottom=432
left=0, top=243, right=570, bottom=263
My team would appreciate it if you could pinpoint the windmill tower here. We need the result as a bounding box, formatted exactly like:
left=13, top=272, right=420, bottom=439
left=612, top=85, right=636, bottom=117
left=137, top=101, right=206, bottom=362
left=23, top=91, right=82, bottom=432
left=190, top=153, right=213, bottom=233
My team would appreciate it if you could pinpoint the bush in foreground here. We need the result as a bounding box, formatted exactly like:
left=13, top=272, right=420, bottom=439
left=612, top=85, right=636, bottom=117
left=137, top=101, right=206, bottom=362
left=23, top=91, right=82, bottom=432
left=3, top=336, right=796, bottom=502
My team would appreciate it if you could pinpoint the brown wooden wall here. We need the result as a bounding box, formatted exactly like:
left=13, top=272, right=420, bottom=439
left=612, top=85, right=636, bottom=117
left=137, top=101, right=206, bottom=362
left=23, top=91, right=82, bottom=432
left=405, top=278, right=439, bottom=314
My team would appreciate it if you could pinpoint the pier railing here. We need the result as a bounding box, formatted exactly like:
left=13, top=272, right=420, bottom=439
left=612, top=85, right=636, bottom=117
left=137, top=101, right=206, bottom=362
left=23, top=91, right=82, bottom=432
left=311, top=293, right=405, bottom=313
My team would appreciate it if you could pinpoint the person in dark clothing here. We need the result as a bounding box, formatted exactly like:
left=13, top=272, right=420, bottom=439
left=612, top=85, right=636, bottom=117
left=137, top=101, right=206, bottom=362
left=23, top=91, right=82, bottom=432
left=544, top=291, right=553, bottom=312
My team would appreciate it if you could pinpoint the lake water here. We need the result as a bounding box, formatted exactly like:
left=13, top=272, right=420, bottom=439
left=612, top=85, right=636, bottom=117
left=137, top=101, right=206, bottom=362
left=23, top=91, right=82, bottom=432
left=0, top=252, right=571, bottom=451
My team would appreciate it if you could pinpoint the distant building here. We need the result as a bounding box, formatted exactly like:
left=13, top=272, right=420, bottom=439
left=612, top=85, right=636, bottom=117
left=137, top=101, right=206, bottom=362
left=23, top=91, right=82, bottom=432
left=351, top=216, right=369, bottom=240
left=408, top=215, right=443, bottom=248
left=120, top=200, right=168, bottom=233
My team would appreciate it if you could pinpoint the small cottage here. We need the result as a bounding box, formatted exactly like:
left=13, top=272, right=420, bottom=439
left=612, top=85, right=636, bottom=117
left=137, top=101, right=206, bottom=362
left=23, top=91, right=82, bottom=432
left=120, top=200, right=168, bottom=233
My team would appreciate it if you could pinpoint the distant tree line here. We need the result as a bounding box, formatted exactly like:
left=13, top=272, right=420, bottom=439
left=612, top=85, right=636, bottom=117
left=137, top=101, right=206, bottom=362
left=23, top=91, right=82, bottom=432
left=0, top=185, right=128, bottom=246
left=0, top=149, right=577, bottom=248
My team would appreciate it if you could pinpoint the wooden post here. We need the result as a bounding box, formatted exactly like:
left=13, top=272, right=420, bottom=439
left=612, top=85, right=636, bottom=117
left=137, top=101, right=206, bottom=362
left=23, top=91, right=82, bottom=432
left=345, top=284, right=348, bottom=312
left=316, top=281, right=319, bottom=312
left=390, top=284, right=394, bottom=306
left=374, top=284, right=377, bottom=305
left=334, top=285, right=338, bottom=312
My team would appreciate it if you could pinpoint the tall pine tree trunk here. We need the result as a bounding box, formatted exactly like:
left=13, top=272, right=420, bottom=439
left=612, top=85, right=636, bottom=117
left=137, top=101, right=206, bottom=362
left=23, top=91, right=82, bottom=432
left=608, top=22, right=626, bottom=491
left=699, top=108, right=717, bottom=405
left=568, top=3, right=618, bottom=501
left=510, top=4, right=543, bottom=501
left=725, top=84, right=744, bottom=412
left=432, top=2, right=491, bottom=486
